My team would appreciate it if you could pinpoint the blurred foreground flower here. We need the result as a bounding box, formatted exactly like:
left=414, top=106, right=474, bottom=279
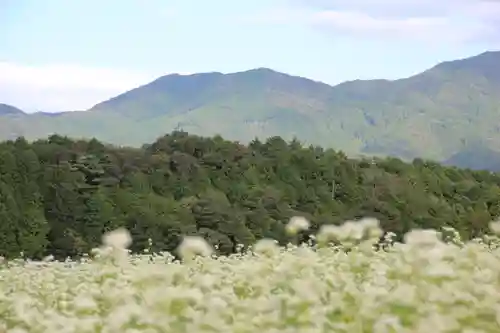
left=254, top=238, right=279, bottom=256
left=490, top=220, right=500, bottom=235
left=404, top=229, right=441, bottom=247
left=177, top=236, right=213, bottom=260
left=285, top=216, right=310, bottom=236
left=3, top=217, right=500, bottom=332
left=102, top=228, right=132, bottom=249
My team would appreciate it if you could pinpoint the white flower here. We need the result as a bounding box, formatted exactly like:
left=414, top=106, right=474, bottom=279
left=102, top=228, right=132, bottom=249
left=360, top=217, right=383, bottom=238
left=2, top=215, right=500, bottom=332
left=316, top=224, right=340, bottom=245
left=341, top=220, right=364, bottom=240
left=177, top=236, right=213, bottom=259
left=489, top=220, right=500, bottom=235
left=360, top=217, right=380, bottom=230
left=253, top=238, right=279, bottom=256
left=285, top=216, right=310, bottom=235
left=42, top=255, right=54, bottom=262
left=424, top=262, right=456, bottom=278
left=404, top=229, right=441, bottom=246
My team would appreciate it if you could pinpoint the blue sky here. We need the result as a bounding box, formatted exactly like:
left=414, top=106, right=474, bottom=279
left=1, top=0, right=499, bottom=111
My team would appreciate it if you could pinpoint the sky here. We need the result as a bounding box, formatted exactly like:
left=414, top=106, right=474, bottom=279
left=1, top=0, right=499, bottom=112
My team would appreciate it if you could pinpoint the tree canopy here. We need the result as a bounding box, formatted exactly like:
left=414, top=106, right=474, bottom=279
left=0, top=131, right=499, bottom=259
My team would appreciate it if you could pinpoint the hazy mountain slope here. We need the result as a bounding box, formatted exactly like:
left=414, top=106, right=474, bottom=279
left=444, top=143, right=500, bottom=171
left=1, top=51, right=499, bottom=166
left=0, top=104, right=28, bottom=140
left=0, top=103, right=25, bottom=115
left=309, top=51, right=500, bottom=161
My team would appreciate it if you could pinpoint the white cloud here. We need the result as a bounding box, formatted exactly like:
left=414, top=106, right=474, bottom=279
left=309, top=11, right=491, bottom=44
left=252, top=0, right=500, bottom=44
left=0, top=62, right=186, bottom=112
left=313, top=11, right=447, bottom=34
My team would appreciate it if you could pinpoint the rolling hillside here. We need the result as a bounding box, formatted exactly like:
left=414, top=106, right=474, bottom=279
left=1, top=51, right=500, bottom=167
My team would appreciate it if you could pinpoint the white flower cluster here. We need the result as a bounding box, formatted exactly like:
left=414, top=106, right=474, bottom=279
left=1, top=217, right=500, bottom=332
left=285, top=216, right=310, bottom=235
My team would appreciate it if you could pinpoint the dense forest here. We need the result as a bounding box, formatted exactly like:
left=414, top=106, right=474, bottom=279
left=0, top=131, right=499, bottom=259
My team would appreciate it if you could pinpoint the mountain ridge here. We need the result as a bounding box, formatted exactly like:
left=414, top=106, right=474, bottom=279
left=7, top=50, right=500, bottom=115
left=1, top=50, right=500, bottom=169
left=0, top=103, right=25, bottom=116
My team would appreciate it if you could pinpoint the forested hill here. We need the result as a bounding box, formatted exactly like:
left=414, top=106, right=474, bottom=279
left=2, top=51, right=500, bottom=169
left=1, top=132, right=499, bottom=259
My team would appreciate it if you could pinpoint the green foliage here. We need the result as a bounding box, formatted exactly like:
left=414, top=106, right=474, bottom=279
left=1, top=51, right=500, bottom=168
left=1, top=131, right=500, bottom=259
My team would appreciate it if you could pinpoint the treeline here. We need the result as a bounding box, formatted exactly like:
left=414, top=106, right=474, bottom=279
left=0, top=131, right=499, bottom=259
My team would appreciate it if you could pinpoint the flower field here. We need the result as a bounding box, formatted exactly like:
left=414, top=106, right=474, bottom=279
left=1, top=217, right=500, bottom=333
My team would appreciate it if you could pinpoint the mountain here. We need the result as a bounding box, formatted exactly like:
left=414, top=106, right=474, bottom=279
left=0, top=104, right=27, bottom=140
left=0, top=103, right=25, bottom=116
left=1, top=51, right=500, bottom=168
left=444, top=143, right=500, bottom=172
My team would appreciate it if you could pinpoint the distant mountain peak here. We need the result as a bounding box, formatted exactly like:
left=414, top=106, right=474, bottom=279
left=152, top=71, right=224, bottom=84
left=235, top=67, right=300, bottom=77
left=433, top=50, right=500, bottom=74
left=0, top=103, right=25, bottom=115
left=478, top=50, right=500, bottom=56
left=244, top=67, right=279, bottom=73
left=3, top=49, right=500, bottom=172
